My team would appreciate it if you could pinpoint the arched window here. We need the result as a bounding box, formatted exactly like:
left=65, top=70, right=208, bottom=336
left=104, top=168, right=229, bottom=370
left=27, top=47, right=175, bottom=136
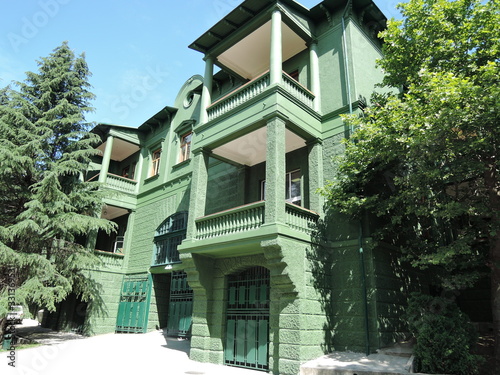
left=152, top=212, right=187, bottom=266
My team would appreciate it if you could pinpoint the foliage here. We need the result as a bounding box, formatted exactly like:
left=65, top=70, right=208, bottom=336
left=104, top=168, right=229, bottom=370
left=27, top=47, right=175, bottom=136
left=0, top=42, right=114, bottom=319
left=405, top=293, right=482, bottom=375
left=322, top=0, right=499, bottom=288
left=321, top=0, right=499, bottom=369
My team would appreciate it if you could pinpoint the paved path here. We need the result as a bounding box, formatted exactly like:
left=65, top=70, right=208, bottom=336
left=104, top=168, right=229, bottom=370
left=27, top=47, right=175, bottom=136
left=4, top=320, right=418, bottom=375
left=2, top=320, right=263, bottom=375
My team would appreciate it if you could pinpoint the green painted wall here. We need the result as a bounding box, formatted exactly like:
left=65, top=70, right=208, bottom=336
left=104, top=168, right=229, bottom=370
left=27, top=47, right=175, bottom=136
left=205, top=159, right=244, bottom=215
left=126, top=183, right=190, bottom=274
left=84, top=253, right=126, bottom=335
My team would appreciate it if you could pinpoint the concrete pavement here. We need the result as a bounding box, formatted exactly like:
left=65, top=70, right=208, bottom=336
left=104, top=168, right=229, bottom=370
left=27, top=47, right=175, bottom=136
left=2, top=320, right=264, bottom=375
left=3, top=320, right=419, bottom=375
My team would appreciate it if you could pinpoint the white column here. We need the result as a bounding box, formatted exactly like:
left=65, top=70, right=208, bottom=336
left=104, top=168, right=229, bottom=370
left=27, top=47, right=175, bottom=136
left=98, top=135, right=114, bottom=183
left=309, top=41, right=321, bottom=112
left=200, top=55, right=214, bottom=125
left=134, top=151, right=144, bottom=194
left=270, top=8, right=282, bottom=85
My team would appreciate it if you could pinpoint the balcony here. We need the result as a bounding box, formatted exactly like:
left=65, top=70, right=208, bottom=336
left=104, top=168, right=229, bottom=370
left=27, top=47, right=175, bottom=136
left=195, top=201, right=265, bottom=240
left=193, top=201, right=318, bottom=241
left=94, top=249, right=125, bottom=270
left=88, top=172, right=137, bottom=195
left=285, top=203, right=319, bottom=235
left=207, top=71, right=314, bottom=123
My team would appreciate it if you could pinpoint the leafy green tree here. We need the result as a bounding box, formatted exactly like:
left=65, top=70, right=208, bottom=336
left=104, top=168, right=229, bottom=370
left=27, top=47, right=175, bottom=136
left=322, top=0, right=499, bottom=370
left=0, top=42, right=114, bottom=337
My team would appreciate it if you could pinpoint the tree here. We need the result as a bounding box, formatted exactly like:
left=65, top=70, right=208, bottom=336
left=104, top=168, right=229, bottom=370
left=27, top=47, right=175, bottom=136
left=0, top=42, right=114, bottom=337
left=322, top=0, right=499, bottom=371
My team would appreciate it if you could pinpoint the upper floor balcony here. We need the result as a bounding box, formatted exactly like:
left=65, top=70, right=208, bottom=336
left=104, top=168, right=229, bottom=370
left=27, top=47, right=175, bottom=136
left=207, top=70, right=315, bottom=123
left=88, top=172, right=137, bottom=195
left=88, top=124, right=144, bottom=209
left=191, top=1, right=322, bottom=127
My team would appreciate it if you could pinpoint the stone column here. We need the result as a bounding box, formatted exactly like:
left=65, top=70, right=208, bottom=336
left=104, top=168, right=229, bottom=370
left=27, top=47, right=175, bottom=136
left=200, top=55, right=214, bottom=125
left=265, top=116, right=286, bottom=224
left=185, top=148, right=210, bottom=241
left=98, top=134, right=114, bottom=183
left=270, top=8, right=282, bottom=85
left=309, top=41, right=321, bottom=112
left=307, top=139, right=324, bottom=214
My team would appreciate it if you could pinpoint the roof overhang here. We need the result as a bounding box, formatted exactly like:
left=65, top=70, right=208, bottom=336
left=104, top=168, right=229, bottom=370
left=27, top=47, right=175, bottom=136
left=189, top=0, right=314, bottom=80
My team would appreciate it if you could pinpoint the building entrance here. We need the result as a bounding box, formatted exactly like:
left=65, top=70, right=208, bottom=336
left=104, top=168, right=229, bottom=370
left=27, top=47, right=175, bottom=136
left=224, top=266, right=270, bottom=371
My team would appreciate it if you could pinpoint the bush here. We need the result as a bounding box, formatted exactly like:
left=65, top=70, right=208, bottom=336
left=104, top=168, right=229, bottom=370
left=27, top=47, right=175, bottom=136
left=405, top=293, right=482, bottom=375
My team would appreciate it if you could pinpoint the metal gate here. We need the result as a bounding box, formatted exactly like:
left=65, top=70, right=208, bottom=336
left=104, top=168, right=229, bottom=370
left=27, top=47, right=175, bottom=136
left=224, top=266, right=270, bottom=371
left=167, top=271, right=193, bottom=337
left=115, top=275, right=152, bottom=333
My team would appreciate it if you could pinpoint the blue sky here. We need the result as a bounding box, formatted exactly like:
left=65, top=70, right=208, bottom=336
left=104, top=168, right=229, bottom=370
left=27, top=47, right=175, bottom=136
left=0, top=0, right=401, bottom=128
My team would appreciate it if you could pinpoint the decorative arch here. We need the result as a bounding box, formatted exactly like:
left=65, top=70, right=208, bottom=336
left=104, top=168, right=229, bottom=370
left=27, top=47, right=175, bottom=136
left=152, top=211, right=188, bottom=266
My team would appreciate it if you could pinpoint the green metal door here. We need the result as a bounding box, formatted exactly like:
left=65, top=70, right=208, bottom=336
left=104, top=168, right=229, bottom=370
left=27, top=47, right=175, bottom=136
left=224, top=266, right=270, bottom=371
left=167, top=271, right=193, bottom=337
left=116, top=275, right=152, bottom=333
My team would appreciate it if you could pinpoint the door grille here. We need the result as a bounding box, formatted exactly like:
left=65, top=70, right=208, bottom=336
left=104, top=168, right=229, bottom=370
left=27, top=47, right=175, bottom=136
left=224, top=266, right=270, bottom=371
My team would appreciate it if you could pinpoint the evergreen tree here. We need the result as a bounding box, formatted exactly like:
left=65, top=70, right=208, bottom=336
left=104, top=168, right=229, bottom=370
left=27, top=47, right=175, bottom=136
left=0, top=42, right=114, bottom=336
left=322, top=0, right=499, bottom=371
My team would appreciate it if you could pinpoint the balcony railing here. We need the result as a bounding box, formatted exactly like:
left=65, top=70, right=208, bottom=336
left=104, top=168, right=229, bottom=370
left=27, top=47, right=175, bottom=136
left=194, top=201, right=319, bottom=240
left=282, top=72, right=315, bottom=108
left=285, top=203, right=319, bottom=235
left=88, top=172, right=137, bottom=194
left=206, top=71, right=315, bottom=122
left=105, top=173, right=137, bottom=194
left=94, top=249, right=125, bottom=269
left=195, top=201, right=265, bottom=240
left=208, top=72, right=271, bottom=122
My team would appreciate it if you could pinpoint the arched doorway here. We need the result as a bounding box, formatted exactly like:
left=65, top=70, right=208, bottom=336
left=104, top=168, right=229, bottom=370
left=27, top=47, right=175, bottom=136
left=224, top=266, right=270, bottom=371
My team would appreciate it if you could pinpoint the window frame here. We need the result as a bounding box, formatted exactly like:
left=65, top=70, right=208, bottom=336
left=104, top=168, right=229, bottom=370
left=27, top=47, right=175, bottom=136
left=150, top=148, right=162, bottom=177
left=179, top=132, right=192, bottom=163
left=260, top=169, right=302, bottom=206
left=152, top=212, right=188, bottom=266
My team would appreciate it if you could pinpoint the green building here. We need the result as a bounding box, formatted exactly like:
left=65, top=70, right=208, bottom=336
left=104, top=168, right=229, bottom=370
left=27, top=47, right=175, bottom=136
left=44, top=0, right=433, bottom=374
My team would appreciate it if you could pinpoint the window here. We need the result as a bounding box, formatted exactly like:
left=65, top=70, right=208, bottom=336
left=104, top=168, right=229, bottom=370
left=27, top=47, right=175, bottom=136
left=151, top=148, right=161, bottom=176
left=153, top=212, right=188, bottom=266
left=130, top=162, right=136, bottom=179
left=260, top=170, right=301, bottom=206
left=286, top=170, right=301, bottom=205
left=179, top=132, right=192, bottom=162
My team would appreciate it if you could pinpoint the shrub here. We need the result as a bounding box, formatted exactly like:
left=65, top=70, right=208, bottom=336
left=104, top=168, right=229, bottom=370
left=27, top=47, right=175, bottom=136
left=405, top=293, right=482, bottom=375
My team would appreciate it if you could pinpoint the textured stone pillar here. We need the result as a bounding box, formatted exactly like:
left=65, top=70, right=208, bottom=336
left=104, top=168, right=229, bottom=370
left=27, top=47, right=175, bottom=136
left=98, top=134, right=114, bottom=183
left=200, top=55, right=214, bottom=124
left=265, top=116, right=286, bottom=224
left=270, top=8, right=282, bottom=85
left=307, top=139, right=324, bottom=214
left=185, top=148, right=210, bottom=241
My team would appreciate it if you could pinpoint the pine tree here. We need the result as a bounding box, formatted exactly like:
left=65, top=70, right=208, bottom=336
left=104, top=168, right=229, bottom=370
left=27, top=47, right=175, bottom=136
left=0, top=42, right=115, bottom=336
